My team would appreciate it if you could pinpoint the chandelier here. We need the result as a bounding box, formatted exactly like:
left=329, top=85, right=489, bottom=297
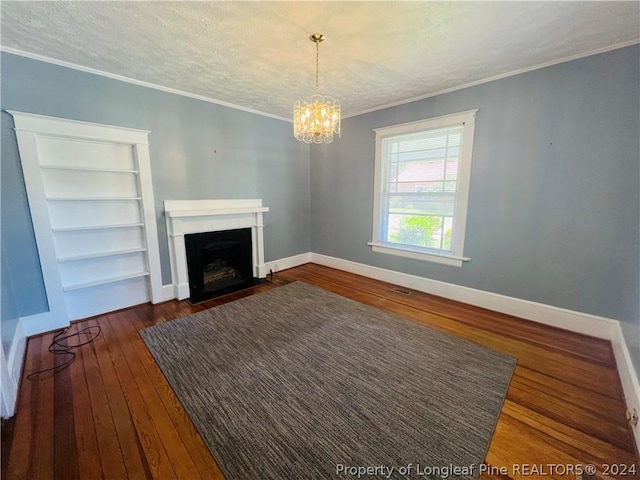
left=293, top=33, right=341, bottom=144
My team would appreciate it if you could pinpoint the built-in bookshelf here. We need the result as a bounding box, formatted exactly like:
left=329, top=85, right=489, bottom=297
left=12, top=110, right=163, bottom=323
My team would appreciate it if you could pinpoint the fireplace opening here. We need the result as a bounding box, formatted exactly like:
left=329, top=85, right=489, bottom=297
left=184, top=228, right=264, bottom=303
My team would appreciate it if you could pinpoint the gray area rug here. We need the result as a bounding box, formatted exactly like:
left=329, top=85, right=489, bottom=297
left=141, top=281, right=515, bottom=479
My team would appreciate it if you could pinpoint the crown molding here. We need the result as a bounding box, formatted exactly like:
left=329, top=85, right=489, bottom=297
left=0, top=46, right=292, bottom=123
left=343, top=39, right=640, bottom=119
left=2, top=39, right=638, bottom=123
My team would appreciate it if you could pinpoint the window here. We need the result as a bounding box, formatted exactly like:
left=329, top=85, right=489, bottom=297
left=370, top=110, right=477, bottom=267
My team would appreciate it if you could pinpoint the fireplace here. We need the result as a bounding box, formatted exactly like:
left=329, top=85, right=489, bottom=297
left=185, top=228, right=264, bottom=303
left=164, top=199, right=269, bottom=301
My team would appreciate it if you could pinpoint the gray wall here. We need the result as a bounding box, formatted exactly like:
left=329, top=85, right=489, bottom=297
left=311, top=45, right=640, bottom=370
left=1, top=51, right=310, bottom=318
left=621, top=226, right=640, bottom=377
left=1, top=110, right=49, bottom=318
left=1, top=243, right=19, bottom=352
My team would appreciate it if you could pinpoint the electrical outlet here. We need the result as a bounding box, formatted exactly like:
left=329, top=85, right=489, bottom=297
left=627, top=408, right=638, bottom=427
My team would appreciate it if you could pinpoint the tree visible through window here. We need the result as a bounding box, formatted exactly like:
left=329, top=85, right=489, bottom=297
left=371, top=110, right=477, bottom=266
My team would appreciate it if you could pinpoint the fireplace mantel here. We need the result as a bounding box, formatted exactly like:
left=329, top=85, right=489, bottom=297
left=164, top=199, right=269, bottom=300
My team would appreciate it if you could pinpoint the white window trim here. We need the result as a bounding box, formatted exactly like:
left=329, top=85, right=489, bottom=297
left=371, top=109, right=478, bottom=267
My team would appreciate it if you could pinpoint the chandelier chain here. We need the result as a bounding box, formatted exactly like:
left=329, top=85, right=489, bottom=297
left=315, top=40, right=319, bottom=94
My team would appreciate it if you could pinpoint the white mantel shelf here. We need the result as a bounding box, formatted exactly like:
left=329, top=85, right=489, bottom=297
left=164, top=199, right=269, bottom=300
left=165, top=206, right=269, bottom=219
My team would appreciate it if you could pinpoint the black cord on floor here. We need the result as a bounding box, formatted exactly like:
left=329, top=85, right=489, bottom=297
left=27, top=325, right=102, bottom=379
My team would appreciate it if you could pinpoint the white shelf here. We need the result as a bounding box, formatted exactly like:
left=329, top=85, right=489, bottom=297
left=46, top=196, right=142, bottom=202
left=52, top=222, right=144, bottom=233
left=57, top=247, right=147, bottom=263
left=40, top=165, right=139, bottom=174
left=63, top=271, right=149, bottom=291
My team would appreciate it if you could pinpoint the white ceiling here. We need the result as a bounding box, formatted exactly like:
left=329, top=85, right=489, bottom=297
left=1, top=2, right=639, bottom=120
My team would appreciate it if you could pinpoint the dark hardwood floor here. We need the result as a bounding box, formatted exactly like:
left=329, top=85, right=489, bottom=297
left=2, top=263, right=638, bottom=479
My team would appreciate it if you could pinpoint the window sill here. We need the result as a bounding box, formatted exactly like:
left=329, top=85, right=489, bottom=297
left=367, top=242, right=470, bottom=267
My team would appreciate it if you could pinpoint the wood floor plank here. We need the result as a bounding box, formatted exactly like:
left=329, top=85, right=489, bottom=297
left=1, top=415, right=16, bottom=480
left=52, top=344, right=79, bottom=480
left=486, top=413, right=587, bottom=480
left=513, top=365, right=627, bottom=418
left=99, top=313, right=179, bottom=480
left=67, top=329, right=103, bottom=479
left=506, top=382, right=634, bottom=452
left=488, top=411, right=635, bottom=480
left=28, top=334, right=56, bottom=480
left=2, top=264, right=637, bottom=479
left=83, top=316, right=151, bottom=479
left=77, top=324, right=129, bottom=479
left=126, top=306, right=226, bottom=479
left=501, top=400, right=637, bottom=467
left=106, top=310, right=202, bottom=479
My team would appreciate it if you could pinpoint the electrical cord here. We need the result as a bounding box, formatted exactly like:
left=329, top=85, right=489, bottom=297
left=27, top=325, right=102, bottom=379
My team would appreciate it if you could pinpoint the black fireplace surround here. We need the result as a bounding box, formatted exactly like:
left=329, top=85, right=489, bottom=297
left=185, top=228, right=264, bottom=303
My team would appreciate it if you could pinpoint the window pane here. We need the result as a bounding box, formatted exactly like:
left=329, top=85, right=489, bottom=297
left=446, top=146, right=460, bottom=158
left=375, top=114, right=474, bottom=258
left=447, top=132, right=461, bottom=146
left=386, top=148, right=446, bottom=163
left=387, top=214, right=443, bottom=249
left=444, top=181, right=457, bottom=192
left=386, top=163, right=398, bottom=192
left=387, top=193, right=455, bottom=217
left=399, top=181, right=444, bottom=193
left=445, top=158, right=459, bottom=180
left=396, top=160, right=445, bottom=183
left=399, top=135, right=447, bottom=153
left=442, top=217, right=454, bottom=251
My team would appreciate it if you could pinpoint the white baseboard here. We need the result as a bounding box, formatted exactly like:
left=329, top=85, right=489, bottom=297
left=6, top=320, right=26, bottom=389
left=0, top=346, right=13, bottom=418
left=2, top=311, right=65, bottom=417
left=162, top=284, right=175, bottom=302
left=612, top=323, right=640, bottom=453
left=265, top=253, right=312, bottom=274
left=175, top=282, right=190, bottom=301
left=2, top=319, right=26, bottom=417
left=21, top=311, right=64, bottom=337
left=310, top=253, right=618, bottom=340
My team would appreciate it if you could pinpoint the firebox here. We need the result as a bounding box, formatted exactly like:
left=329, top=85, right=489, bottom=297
left=184, top=228, right=264, bottom=303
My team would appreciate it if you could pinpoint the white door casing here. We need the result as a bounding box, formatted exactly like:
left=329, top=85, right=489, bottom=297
left=9, top=111, right=163, bottom=325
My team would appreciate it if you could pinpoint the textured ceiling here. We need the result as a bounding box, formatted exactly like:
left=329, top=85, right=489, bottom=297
left=1, top=2, right=639, bottom=120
